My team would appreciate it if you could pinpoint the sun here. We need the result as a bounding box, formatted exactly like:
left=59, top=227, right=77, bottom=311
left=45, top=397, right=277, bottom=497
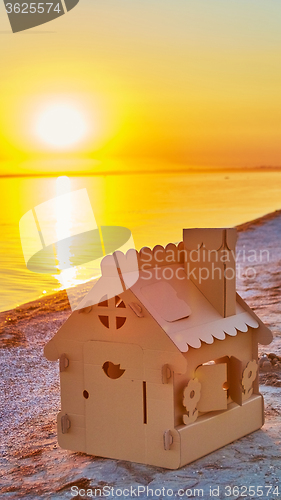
left=35, top=102, right=88, bottom=150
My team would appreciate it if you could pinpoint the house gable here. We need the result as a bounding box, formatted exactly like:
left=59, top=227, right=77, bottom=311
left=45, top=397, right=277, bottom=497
left=44, top=286, right=187, bottom=375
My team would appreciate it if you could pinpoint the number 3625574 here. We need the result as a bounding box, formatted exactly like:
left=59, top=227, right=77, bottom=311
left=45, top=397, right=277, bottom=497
left=5, top=3, right=61, bottom=14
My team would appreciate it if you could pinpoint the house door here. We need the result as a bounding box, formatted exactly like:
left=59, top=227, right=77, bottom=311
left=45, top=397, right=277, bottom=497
left=83, top=341, right=146, bottom=463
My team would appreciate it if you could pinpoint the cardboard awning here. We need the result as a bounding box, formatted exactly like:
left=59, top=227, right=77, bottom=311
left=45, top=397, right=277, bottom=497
left=169, top=311, right=259, bottom=351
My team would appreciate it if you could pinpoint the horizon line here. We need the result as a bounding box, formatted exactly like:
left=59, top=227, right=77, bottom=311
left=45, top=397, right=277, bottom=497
left=1, top=165, right=281, bottom=178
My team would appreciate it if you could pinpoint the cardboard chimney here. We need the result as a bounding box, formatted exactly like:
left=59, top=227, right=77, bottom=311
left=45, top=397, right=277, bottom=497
left=183, top=228, right=237, bottom=317
left=44, top=227, right=273, bottom=469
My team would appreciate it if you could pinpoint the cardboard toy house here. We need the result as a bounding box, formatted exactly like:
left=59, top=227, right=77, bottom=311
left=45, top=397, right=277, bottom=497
left=44, top=228, right=273, bottom=469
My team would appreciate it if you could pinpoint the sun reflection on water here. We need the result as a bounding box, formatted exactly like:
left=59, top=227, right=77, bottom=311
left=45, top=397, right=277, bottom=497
left=54, top=176, right=78, bottom=290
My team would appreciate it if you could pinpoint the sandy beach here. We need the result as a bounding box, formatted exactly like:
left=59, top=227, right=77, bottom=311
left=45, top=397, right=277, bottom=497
left=1, top=211, right=281, bottom=499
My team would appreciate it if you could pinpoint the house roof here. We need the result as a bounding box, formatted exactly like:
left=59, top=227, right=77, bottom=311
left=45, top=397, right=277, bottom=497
left=130, top=262, right=272, bottom=352
left=46, top=238, right=273, bottom=356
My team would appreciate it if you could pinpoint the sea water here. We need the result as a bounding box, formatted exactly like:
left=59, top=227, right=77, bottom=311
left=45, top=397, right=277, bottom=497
left=1, top=167, right=281, bottom=312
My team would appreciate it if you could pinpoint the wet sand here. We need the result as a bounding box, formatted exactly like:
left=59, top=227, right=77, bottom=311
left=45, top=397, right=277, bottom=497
left=1, top=213, right=281, bottom=499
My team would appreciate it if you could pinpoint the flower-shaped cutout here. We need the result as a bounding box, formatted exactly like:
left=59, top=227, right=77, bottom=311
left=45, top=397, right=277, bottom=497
left=242, top=360, right=258, bottom=399
left=183, top=378, right=201, bottom=425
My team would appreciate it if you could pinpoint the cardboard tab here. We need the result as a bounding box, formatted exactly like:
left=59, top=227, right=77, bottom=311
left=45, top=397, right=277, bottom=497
left=59, top=353, right=69, bottom=372
left=61, top=414, right=71, bottom=434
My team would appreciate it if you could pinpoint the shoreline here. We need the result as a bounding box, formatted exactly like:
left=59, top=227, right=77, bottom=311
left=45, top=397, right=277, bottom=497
left=1, top=206, right=281, bottom=337
left=236, top=208, right=281, bottom=232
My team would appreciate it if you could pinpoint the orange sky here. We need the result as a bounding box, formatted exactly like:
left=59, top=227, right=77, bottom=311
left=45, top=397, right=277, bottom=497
left=1, top=0, right=281, bottom=174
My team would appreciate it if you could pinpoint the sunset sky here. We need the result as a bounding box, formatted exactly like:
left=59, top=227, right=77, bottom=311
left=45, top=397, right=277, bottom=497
left=0, top=0, right=281, bottom=174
